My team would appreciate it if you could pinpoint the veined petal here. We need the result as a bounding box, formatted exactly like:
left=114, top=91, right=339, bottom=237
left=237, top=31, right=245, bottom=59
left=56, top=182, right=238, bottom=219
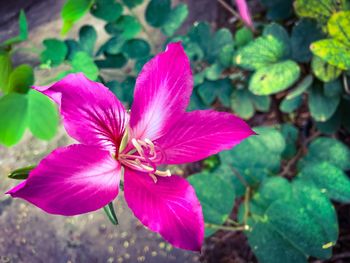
left=130, top=42, right=193, bottom=141
left=124, top=168, right=204, bottom=251
left=33, top=73, right=128, bottom=152
left=236, top=0, right=254, bottom=29
left=155, top=110, right=254, bottom=164
left=7, top=144, right=120, bottom=216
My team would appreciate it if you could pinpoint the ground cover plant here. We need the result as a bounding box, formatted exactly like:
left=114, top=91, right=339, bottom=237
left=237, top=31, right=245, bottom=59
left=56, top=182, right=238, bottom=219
left=2, top=0, right=350, bottom=262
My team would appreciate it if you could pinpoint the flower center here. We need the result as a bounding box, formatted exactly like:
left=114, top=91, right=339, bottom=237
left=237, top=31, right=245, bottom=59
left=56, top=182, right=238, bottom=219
left=118, top=138, right=170, bottom=183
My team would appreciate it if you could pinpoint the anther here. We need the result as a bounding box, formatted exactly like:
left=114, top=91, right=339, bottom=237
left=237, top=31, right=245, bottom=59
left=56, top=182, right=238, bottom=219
left=155, top=169, right=171, bottom=177
left=144, top=138, right=155, bottom=155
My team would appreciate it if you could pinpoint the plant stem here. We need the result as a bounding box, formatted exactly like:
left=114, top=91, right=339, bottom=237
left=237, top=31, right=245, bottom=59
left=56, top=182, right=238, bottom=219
left=205, top=223, right=247, bottom=232
left=243, top=187, right=250, bottom=226
left=217, top=0, right=240, bottom=20
left=227, top=218, right=241, bottom=226
left=343, top=73, right=350, bottom=95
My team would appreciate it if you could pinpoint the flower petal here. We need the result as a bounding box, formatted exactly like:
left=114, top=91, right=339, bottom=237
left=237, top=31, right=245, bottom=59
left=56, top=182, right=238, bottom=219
left=155, top=110, right=255, bottom=164
left=130, top=42, right=193, bottom=141
left=236, top=0, right=254, bottom=29
left=7, top=144, right=120, bottom=216
left=124, top=168, right=204, bottom=251
left=33, top=73, right=128, bottom=152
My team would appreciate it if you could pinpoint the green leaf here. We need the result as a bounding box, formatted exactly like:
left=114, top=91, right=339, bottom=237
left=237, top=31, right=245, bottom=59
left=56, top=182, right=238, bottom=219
left=145, top=0, right=171, bottom=27
left=280, top=95, right=302, bottom=113
left=65, top=39, right=83, bottom=61
left=90, top=0, right=123, bottom=22
left=8, top=165, right=35, bottom=180
left=316, top=108, right=342, bottom=134
left=122, top=0, right=143, bottom=8
left=235, top=27, right=254, bottom=47
left=97, top=36, right=126, bottom=55
left=299, top=137, right=350, bottom=170
left=286, top=74, right=313, bottom=100
left=210, top=29, right=233, bottom=63
left=219, top=126, right=285, bottom=196
left=324, top=79, right=343, bottom=97
left=260, top=0, right=293, bottom=20
left=7, top=64, right=34, bottom=94
left=204, top=63, right=223, bottom=81
left=247, top=220, right=307, bottom=263
left=311, top=39, right=350, bottom=70
left=95, top=53, right=127, bottom=69
left=27, top=90, right=58, bottom=140
left=308, top=81, right=340, bottom=122
left=231, top=89, right=254, bottom=119
left=250, top=93, right=271, bottom=112
left=71, top=51, right=99, bottom=80
left=0, top=52, right=13, bottom=91
left=103, top=202, right=119, bottom=225
left=234, top=35, right=285, bottom=70
left=280, top=123, right=299, bottom=159
left=266, top=196, right=333, bottom=259
left=294, top=0, right=346, bottom=24
left=0, top=93, right=28, bottom=147
left=327, top=11, right=350, bottom=46
left=61, top=0, right=93, bottom=35
left=263, top=23, right=291, bottom=57
left=161, top=4, right=188, bottom=36
left=40, top=39, right=68, bottom=67
left=122, top=39, right=150, bottom=59
left=79, top=25, right=97, bottom=56
left=197, top=79, right=232, bottom=107
left=291, top=19, right=324, bottom=63
left=311, top=56, right=342, bottom=82
left=218, top=44, right=234, bottom=67
left=105, top=15, right=141, bottom=40
left=107, top=77, right=135, bottom=106
left=249, top=60, right=300, bottom=95
left=1, top=10, right=28, bottom=46
left=299, top=162, right=350, bottom=202
left=188, top=170, right=235, bottom=237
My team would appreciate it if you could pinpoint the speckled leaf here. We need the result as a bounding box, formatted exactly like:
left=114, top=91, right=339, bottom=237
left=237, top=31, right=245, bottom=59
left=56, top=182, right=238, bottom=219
left=311, top=39, right=350, bottom=70
left=298, top=137, right=350, bottom=170
left=188, top=171, right=236, bottom=237
left=234, top=35, right=285, bottom=70
left=249, top=60, right=300, bottom=95
left=294, top=0, right=347, bottom=24
left=311, top=56, right=342, bottom=82
left=299, top=162, right=350, bottom=203
left=327, top=11, right=350, bottom=45
left=263, top=23, right=291, bottom=57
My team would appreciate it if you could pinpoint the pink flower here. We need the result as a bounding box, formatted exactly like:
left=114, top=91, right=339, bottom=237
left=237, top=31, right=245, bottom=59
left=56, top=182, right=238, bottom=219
left=235, top=0, right=254, bottom=29
left=7, top=43, right=253, bottom=251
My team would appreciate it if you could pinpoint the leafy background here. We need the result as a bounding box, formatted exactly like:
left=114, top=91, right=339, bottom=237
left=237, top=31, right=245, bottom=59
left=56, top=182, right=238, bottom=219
left=1, top=0, right=350, bottom=262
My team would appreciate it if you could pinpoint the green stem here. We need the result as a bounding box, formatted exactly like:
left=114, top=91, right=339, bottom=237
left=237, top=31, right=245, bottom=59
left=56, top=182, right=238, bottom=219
left=243, top=187, right=250, bottom=226
left=205, top=223, right=247, bottom=232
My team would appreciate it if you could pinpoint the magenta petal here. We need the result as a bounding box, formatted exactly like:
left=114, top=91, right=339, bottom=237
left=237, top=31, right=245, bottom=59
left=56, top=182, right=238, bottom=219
left=7, top=144, right=120, bottom=216
left=33, top=73, right=128, bottom=152
left=236, top=0, right=254, bottom=29
left=124, top=168, right=204, bottom=251
left=130, top=42, right=193, bottom=141
left=155, top=110, right=255, bottom=164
